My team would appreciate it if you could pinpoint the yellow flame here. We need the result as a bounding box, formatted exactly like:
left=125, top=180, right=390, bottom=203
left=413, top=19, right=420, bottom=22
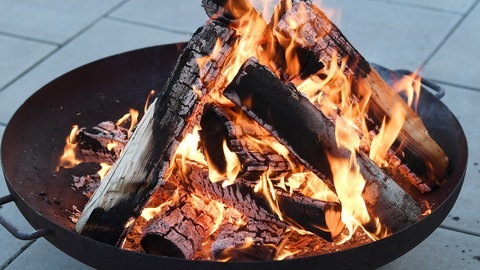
left=392, top=70, right=422, bottom=111
left=208, top=139, right=241, bottom=187
left=369, top=105, right=406, bottom=167
left=145, top=90, right=156, bottom=113
left=56, top=125, right=82, bottom=171
left=97, top=162, right=112, bottom=180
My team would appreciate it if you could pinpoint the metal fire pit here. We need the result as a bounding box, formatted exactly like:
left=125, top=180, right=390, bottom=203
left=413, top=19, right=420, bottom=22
left=0, top=43, right=468, bottom=270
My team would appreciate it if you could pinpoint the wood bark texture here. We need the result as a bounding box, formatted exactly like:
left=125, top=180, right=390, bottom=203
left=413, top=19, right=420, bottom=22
left=223, top=57, right=421, bottom=233
left=272, top=0, right=448, bottom=188
left=75, top=22, right=232, bottom=245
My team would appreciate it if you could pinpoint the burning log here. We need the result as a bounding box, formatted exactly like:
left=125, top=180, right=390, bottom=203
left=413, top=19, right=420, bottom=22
left=200, top=102, right=292, bottom=179
left=75, top=21, right=235, bottom=245
left=223, top=57, right=421, bottom=233
left=140, top=190, right=223, bottom=259
left=212, top=218, right=286, bottom=261
left=271, top=0, right=448, bottom=189
left=199, top=103, right=344, bottom=240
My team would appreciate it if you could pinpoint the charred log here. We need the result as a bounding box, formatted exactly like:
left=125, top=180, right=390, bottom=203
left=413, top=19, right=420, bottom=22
left=140, top=190, right=223, bottom=259
left=272, top=0, right=448, bottom=188
left=223, top=57, right=421, bottom=233
left=199, top=103, right=344, bottom=240
left=212, top=218, right=287, bottom=261
left=75, top=22, right=234, bottom=245
left=200, top=102, right=292, bottom=180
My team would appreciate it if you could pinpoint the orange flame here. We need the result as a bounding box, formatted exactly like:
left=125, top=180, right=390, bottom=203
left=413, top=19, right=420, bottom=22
left=392, top=70, right=422, bottom=111
left=56, top=125, right=82, bottom=171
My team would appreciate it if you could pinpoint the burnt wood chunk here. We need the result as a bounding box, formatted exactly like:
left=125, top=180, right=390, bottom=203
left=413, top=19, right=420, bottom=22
left=212, top=218, right=286, bottom=261
left=200, top=103, right=292, bottom=179
left=272, top=0, right=448, bottom=188
left=141, top=190, right=223, bottom=259
left=199, top=104, right=344, bottom=240
left=75, top=22, right=233, bottom=245
left=223, top=57, right=421, bottom=233
left=76, top=121, right=128, bottom=164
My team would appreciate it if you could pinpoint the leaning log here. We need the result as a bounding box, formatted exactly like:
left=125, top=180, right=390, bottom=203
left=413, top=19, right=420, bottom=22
left=223, top=57, right=421, bottom=233
left=272, top=0, right=448, bottom=188
left=199, top=103, right=344, bottom=240
left=75, top=21, right=234, bottom=245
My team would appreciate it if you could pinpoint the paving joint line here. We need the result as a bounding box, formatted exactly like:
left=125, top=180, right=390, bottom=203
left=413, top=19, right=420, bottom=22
left=106, top=16, right=195, bottom=36
left=0, top=31, right=60, bottom=46
left=439, top=224, right=480, bottom=238
left=0, top=0, right=130, bottom=95
left=432, top=79, right=480, bottom=92
left=0, top=240, right=36, bottom=270
left=420, top=0, right=480, bottom=69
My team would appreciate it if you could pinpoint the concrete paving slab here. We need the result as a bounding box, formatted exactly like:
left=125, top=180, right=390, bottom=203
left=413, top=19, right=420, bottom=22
left=0, top=18, right=189, bottom=125
left=109, top=0, right=207, bottom=34
left=322, top=0, right=460, bottom=70
left=0, top=0, right=124, bottom=44
left=424, top=2, right=480, bottom=89
left=437, top=85, right=480, bottom=234
left=371, top=0, right=476, bottom=14
left=4, top=239, right=92, bottom=270
left=0, top=35, right=56, bottom=91
left=380, top=227, right=480, bottom=269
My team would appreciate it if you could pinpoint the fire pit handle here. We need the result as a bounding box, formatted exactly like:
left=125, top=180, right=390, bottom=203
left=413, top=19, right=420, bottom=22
left=394, top=69, right=445, bottom=99
left=0, top=195, right=50, bottom=240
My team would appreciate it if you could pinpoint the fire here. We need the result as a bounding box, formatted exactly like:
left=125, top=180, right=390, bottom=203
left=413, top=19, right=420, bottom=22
left=97, top=162, right=112, bottom=180
left=116, top=108, right=139, bottom=134
left=56, top=125, right=82, bottom=171
left=392, top=70, right=422, bottom=111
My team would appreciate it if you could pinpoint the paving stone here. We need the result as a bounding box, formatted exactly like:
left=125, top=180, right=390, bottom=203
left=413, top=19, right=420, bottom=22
left=0, top=18, right=188, bottom=125
left=436, top=85, right=480, bottom=235
left=0, top=35, right=56, bottom=91
left=4, top=239, right=92, bottom=270
left=0, top=0, right=123, bottom=44
left=109, top=0, right=207, bottom=34
left=424, top=3, right=480, bottom=89
left=322, top=0, right=460, bottom=70
left=380, top=228, right=480, bottom=269
left=370, top=0, right=476, bottom=13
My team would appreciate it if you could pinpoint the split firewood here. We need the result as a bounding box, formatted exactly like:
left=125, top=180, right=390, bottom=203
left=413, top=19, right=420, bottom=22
left=75, top=21, right=236, bottom=245
left=212, top=217, right=287, bottom=261
left=199, top=103, right=344, bottom=240
left=271, top=0, right=448, bottom=189
left=140, top=190, right=224, bottom=259
left=200, top=102, right=292, bottom=180
left=223, top=57, right=421, bottom=233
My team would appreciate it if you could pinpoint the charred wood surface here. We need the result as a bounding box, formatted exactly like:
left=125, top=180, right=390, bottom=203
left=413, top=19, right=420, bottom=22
left=199, top=104, right=343, bottom=240
left=200, top=102, right=292, bottom=179
left=223, top=58, right=421, bottom=233
left=273, top=0, right=448, bottom=188
left=75, top=121, right=128, bottom=164
left=75, top=22, right=233, bottom=245
left=141, top=190, right=222, bottom=259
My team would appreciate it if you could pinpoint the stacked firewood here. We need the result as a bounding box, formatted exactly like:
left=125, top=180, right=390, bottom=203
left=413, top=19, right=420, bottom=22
left=68, top=0, right=448, bottom=261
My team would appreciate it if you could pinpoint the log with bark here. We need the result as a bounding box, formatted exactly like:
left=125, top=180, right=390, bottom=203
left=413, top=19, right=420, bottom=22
left=75, top=21, right=236, bottom=245
left=199, top=103, right=344, bottom=240
left=271, top=0, right=448, bottom=190
left=223, top=57, right=421, bottom=233
left=200, top=102, right=293, bottom=180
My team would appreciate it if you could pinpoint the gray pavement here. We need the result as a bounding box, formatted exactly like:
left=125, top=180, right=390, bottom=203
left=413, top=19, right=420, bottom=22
left=0, top=0, right=479, bottom=269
